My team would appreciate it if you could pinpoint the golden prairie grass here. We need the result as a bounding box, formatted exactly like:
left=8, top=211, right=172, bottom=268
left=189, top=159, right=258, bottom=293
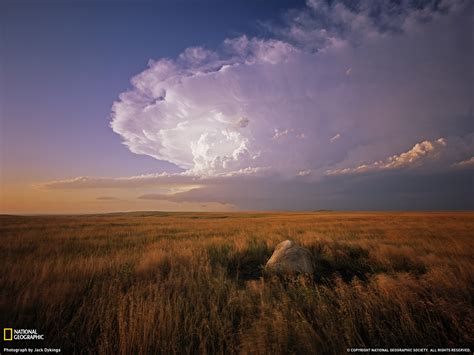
left=0, top=211, right=473, bottom=354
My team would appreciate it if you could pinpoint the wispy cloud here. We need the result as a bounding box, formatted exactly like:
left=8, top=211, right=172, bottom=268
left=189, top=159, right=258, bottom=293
left=297, top=169, right=312, bottom=177
left=330, top=133, right=341, bottom=143
left=272, top=128, right=294, bottom=140
left=42, top=173, right=198, bottom=189
left=453, top=156, right=474, bottom=168
left=41, top=167, right=271, bottom=190
left=326, top=138, right=448, bottom=175
left=269, top=0, right=466, bottom=51
left=96, top=196, right=120, bottom=201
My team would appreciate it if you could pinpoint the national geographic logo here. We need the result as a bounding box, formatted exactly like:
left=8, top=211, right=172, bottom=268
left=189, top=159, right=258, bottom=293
left=3, top=328, right=44, bottom=341
left=3, top=328, right=13, bottom=341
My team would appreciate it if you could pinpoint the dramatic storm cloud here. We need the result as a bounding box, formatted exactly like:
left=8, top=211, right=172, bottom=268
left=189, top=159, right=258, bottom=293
left=43, top=0, right=473, bottom=210
left=111, top=0, right=473, bottom=183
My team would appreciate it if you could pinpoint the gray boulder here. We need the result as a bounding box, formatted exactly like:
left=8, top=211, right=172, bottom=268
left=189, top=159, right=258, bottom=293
left=265, top=240, right=314, bottom=275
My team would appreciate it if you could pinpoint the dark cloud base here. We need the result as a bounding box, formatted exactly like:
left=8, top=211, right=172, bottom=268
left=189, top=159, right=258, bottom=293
left=147, top=168, right=473, bottom=211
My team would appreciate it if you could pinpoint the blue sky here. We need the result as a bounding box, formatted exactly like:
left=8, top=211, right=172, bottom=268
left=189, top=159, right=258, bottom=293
left=1, top=0, right=473, bottom=213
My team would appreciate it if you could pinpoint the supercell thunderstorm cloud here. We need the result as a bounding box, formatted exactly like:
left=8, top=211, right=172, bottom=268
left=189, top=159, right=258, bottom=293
left=41, top=0, right=474, bottom=210
left=111, top=0, right=473, bottom=183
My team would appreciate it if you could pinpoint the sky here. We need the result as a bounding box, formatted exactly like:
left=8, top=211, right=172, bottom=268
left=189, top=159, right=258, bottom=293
left=0, top=0, right=473, bottom=213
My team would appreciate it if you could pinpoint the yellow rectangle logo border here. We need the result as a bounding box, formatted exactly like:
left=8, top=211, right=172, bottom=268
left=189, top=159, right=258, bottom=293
left=4, top=328, right=13, bottom=341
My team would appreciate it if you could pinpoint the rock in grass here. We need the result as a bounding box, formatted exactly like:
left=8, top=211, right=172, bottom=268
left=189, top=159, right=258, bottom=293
left=265, top=240, right=314, bottom=275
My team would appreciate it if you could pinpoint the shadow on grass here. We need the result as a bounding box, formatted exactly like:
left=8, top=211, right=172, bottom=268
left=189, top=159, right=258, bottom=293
left=208, top=240, right=427, bottom=285
left=307, top=243, right=383, bottom=283
left=208, top=239, right=273, bottom=281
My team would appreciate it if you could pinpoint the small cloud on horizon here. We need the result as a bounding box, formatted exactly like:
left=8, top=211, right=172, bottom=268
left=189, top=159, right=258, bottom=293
left=137, top=194, right=172, bottom=201
left=96, top=196, right=120, bottom=201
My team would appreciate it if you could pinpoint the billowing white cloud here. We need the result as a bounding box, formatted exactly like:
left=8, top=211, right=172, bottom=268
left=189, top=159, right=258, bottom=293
left=31, top=0, right=467, bottom=211
left=111, top=0, right=472, bottom=183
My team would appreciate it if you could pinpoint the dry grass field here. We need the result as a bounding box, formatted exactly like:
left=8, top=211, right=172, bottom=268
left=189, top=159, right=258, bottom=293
left=0, top=212, right=473, bottom=354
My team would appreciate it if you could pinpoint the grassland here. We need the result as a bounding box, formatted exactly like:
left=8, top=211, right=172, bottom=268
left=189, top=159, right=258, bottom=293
left=0, top=212, right=473, bottom=354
